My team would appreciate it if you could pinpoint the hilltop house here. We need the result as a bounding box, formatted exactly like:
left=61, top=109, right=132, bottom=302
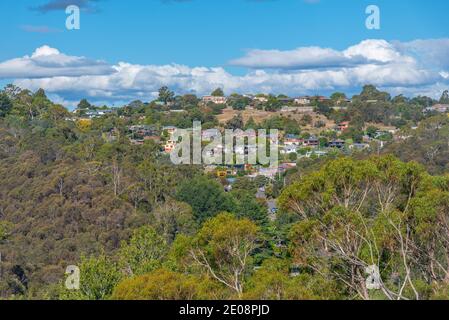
left=336, top=121, right=350, bottom=132
left=162, top=126, right=177, bottom=137
left=259, top=132, right=280, bottom=144
left=316, top=96, right=330, bottom=103
left=202, top=129, right=221, bottom=140
left=349, top=143, right=370, bottom=151
left=284, top=134, right=303, bottom=146
left=294, top=96, right=311, bottom=105
left=258, top=167, right=279, bottom=179
left=279, top=162, right=297, bottom=172
left=253, top=96, right=269, bottom=103
left=426, top=104, right=449, bottom=113
left=128, top=125, right=161, bottom=144
left=303, top=136, right=319, bottom=148
left=281, top=145, right=298, bottom=154
left=281, top=106, right=314, bottom=113
left=164, top=140, right=177, bottom=153
left=202, top=96, right=227, bottom=104
left=328, top=139, right=346, bottom=149
left=81, top=109, right=114, bottom=119
left=278, top=97, right=294, bottom=104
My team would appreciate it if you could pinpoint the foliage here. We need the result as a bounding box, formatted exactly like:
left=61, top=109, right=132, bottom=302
left=61, top=254, right=122, bottom=300
left=119, top=226, right=168, bottom=276
left=211, top=88, right=225, bottom=97
left=176, top=176, right=236, bottom=223
left=0, top=93, right=13, bottom=117
left=279, top=155, right=449, bottom=300
left=2, top=84, right=449, bottom=301
left=188, top=213, right=260, bottom=297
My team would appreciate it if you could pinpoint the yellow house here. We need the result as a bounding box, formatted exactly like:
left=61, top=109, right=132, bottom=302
left=216, top=170, right=227, bottom=178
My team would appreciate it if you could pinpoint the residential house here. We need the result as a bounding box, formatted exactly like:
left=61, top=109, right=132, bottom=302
left=259, top=132, right=280, bottom=144
left=278, top=97, right=294, bottom=104
left=234, top=145, right=246, bottom=155
left=349, top=143, right=370, bottom=151
left=258, top=167, right=279, bottom=179
left=202, top=96, right=227, bottom=104
left=294, top=96, right=311, bottom=105
left=281, top=145, right=298, bottom=154
left=304, top=150, right=328, bottom=158
left=234, top=130, right=257, bottom=139
left=281, top=106, right=314, bottom=113
left=216, top=169, right=228, bottom=178
left=164, top=140, right=177, bottom=153
left=316, top=96, right=330, bottom=103
left=103, top=128, right=119, bottom=142
left=128, top=125, right=160, bottom=144
left=284, top=134, right=303, bottom=146
left=427, top=104, right=449, bottom=113
left=328, top=139, right=345, bottom=149
left=202, top=129, right=221, bottom=140
left=83, top=109, right=114, bottom=119
left=279, top=162, right=297, bottom=172
left=336, top=121, right=350, bottom=132
left=129, top=125, right=158, bottom=136
left=303, top=136, right=319, bottom=148
left=253, top=96, right=269, bottom=103
left=162, top=126, right=178, bottom=137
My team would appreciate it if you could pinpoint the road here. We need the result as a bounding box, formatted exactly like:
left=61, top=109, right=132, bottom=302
left=256, top=187, right=278, bottom=221
left=267, top=199, right=277, bottom=221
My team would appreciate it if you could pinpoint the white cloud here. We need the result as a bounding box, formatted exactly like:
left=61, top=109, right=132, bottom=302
left=393, top=38, right=449, bottom=69
left=230, top=47, right=370, bottom=69
left=0, top=45, right=114, bottom=79
left=231, top=39, right=414, bottom=69
left=3, top=40, right=449, bottom=106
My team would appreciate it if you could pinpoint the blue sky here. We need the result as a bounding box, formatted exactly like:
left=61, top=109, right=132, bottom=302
left=1, top=0, right=449, bottom=107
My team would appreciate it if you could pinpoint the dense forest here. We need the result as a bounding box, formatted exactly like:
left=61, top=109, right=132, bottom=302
left=1, top=84, right=449, bottom=300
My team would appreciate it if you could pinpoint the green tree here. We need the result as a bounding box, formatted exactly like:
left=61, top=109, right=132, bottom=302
left=366, top=125, right=379, bottom=138
left=0, top=221, right=12, bottom=242
left=264, top=96, right=282, bottom=112
left=353, top=85, right=391, bottom=102
left=243, top=258, right=340, bottom=300
left=330, top=92, right=347, bottom=103
left=77, top=99, right=92, bottom=111
left=233, top=191, right=269, bottom=227
left=158, top=86, right=175, bottom=105
left=0, top=93, right=13, bottom=117
left=245, top=116, right=257, bottom=130
left=61, top=255, right=121, bottom=300
left=112, top=269, right=202, bottom=300
left=225, top=114, right=244, bottom=130
left=188, top=213, right=259, bottom=297
left=228, top=94, right=250, bottom=110
left=211, top=88, right=224, bottom=97
left=176, top=176, right=236, bottom=223
left=439, top=90, right=449, bottom=104
left=119, top=226, right=168, bottom=276
left=151, top=200, right=197, bottom=243
left=279, top=156, right=440, bottom=300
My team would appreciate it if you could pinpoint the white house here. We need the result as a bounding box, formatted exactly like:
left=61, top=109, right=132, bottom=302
left=294, top=96, right=311, bottom=105
left=281, top=145, right=298, bottom=154
left=202, top=96, right=227, bottom=104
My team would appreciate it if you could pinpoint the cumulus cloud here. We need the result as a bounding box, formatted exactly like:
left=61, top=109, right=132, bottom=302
left=230, top=47, right=368, bottom=70
left=2, top=40, right=449, bottom=106
left=0, top=45, right=115, bottom=79
left=231, top=40, right=410, bottom=69
left=393, top=38, right=449, bottom=69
